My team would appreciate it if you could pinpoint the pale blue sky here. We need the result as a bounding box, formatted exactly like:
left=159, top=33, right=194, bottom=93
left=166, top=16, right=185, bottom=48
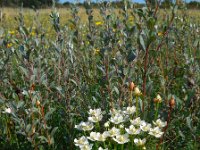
left=60, top=0, right=200, bottom=4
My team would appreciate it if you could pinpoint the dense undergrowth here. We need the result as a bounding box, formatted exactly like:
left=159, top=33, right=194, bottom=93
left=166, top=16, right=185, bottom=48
left=0, top=1, right=200, bottom=150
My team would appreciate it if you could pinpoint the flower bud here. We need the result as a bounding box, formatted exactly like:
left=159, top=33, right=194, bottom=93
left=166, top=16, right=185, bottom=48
left=169, top=97, right=175, bottom=108
left=119, top=124, right=124, bottom=129
left=129, top=82, right=135, bottom=91
left=134, top=87, right=142, bottom=96
left=31, top=83, right=35, bottom=91
left=154, top=94, right=162, bottom=103
left=104, top=121, right=110, bottom=128
left=142, top=146, right=146, bottom=150
left=32, top=126, right=36, bottom=133
left=156, top=94, right=162, bottom=102
left=153, top=98, right=159, bottom=103
left=36, top=100, right=40, bottom=107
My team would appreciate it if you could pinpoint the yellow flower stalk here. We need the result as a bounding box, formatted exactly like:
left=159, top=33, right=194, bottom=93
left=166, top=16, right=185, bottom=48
left=157, top=32, right=163, bottom=36
left=94, top=48, right=100, bottom=55
left=30, top=32, right=36, bottom=36
left=129, top=16, right=134, bottom=21
left=95, top=21, right=103, bottom=26
left=128, top=16, right=134, bottom=25
left=69, top=24, right=75, bottom=30
left=6, top=43, right=12, bottom=48
left=9, top=30, right=15, bottom=35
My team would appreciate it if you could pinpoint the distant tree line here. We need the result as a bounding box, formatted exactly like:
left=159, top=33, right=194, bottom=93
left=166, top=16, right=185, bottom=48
left=63, top=0, right=200, bottom=9
left=160, top=0, right=200, bottom=9
left=0, top=0, right=60, bottom=8
left=0, top=0, right=199, bottom=9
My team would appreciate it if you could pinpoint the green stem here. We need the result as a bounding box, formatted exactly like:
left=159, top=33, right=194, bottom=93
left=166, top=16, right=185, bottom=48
left=96, top=122, right=100, bottom=131
left=95, top=142, right=98, bottom=149
left=155, top=103, right=160, bottom=120
left=131, top=136, right=134, bottom=149
left=103, top=141, right=107, bottom=149
left=130, top=91, right=133, bottom=106
left=83, top=131, right=86, bottom=136
left=109, top=141, right=111, bottom=149
left=136, top=96, right=139, bottom=117
left=129, top=140, right=131, bottom=150
left=114, top=144, right=117, bottom=150
left=121, top=144, right=124, bottom=150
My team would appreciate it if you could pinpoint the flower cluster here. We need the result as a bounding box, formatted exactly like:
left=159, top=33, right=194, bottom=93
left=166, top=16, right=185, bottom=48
left=74, top=107, right=167, bottom=149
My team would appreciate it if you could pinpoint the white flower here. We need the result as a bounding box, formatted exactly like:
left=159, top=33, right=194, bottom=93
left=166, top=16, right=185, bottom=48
left=98, top=147, right=108, bottom=150
left=130, top=117, right=144, bottom=126
left=109, top=108, right=122, bottom=116
left=79, top=143, right=93, bottom=150
left=22, top=90, right=29, bottom=95
left=68, top=41, right=74, bottom=50
left=125, top=125, right=141, bottom=135
left=134, top=138, right=146, bottom=146
left=140, top=122, right=151, bottom=132
left=74, top=136, right=89, bottom=147
left=107, top=127, right=120, bottom=137
left=95, top=132, right=109, bottom=142
left=123, top=106, right=136, bottom=115
left=113, top=134, right=129, bottom=144
left=87, top=132, right=97, bottom=141
left=149, top=127, right=164, bottom=138
left=104, top=121, right=110, bottom=128
left=153, top=119, right=167, bottom=128
left=180, top=18, right=183, bottom=22
left=88, top=108, right=103, bottom=123
left=110, top=113, right=124, bottom=124
left=4, top=107, right=12, bottom=114
left=88, top=131, right=109, bottom=142
left=88, top=108, right=102, bottom=116
left=88, top=115, right=103, bottom=123
left=75, top=121, right=94, bottom=131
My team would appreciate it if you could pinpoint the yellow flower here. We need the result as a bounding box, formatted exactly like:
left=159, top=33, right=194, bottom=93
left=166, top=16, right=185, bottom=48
left=9, top=30, right=15, bottom=35
left=86, top=41, right=90, bottom=45
left=118, top=40, right=123, bottom=44
left=69, top=24, right=75, bottom=30
left=6, top=43, right=12, bottom=48
left=94, top=48, right=100, bottom=55
left=45, top=45, right=48, bottom=49
left=95, top=21, right=103, bottom=26
left=158, top=32, right=163, bottom=36
left=30, top=32, right=36, bottom=36
left=129, top=16, right=134, bottom=22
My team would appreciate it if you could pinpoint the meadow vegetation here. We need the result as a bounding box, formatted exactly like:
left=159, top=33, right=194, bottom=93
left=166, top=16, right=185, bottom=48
left=0, top=1, right=200, bottom=150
